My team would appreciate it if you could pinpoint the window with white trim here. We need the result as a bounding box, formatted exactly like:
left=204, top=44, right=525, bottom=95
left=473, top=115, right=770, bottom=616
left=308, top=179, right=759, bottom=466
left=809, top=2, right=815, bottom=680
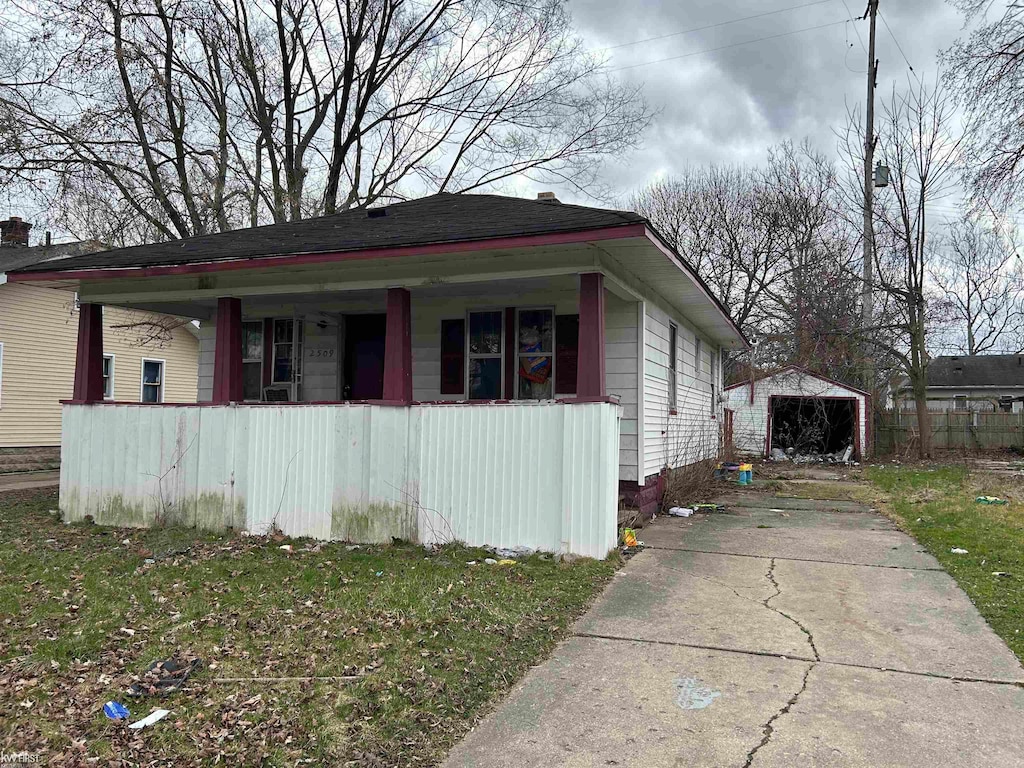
left=668, top=322, right=678, bottom=411
left=467, top=310, right=502, bottom=399
left=102, top=354, right=115, bottom=399
left=517, top=307, right=554, bottom=399
left=710, top=347, right=717, bottom=417
left=141, top=359, right=165, bottom=403
left=953, top=394, right=968, bottom=411
left=241, top=321, right=264, bottom=401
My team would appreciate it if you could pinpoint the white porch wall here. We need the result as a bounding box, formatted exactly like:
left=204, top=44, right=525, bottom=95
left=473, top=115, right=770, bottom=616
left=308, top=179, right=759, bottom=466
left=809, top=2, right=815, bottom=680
left=196, top=288, right=641, bottom=481
left=643, top=301, right=722, bottom=479
left=59, top=401, right=621, bottom=559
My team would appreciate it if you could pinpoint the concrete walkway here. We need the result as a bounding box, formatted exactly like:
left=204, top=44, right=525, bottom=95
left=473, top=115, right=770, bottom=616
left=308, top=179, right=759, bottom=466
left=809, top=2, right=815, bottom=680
left=444, top=490, right=1024, bottom=767
left=0, top=470, right=59, bottom=492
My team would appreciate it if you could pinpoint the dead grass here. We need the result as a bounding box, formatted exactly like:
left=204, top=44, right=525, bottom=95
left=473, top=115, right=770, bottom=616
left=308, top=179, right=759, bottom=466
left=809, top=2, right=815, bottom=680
left=0, top=489, right=617, bottom=766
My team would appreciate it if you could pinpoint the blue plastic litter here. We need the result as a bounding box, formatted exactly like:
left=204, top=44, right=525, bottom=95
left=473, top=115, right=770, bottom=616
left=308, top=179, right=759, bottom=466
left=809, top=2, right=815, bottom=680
left=103, top=700, right=130, bottom=720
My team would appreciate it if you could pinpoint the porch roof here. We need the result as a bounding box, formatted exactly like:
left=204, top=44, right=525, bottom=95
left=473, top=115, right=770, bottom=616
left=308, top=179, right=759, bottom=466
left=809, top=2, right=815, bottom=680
left=7, top=192, right=748, bottom=349
left=10, top=193, right=641, bottom=273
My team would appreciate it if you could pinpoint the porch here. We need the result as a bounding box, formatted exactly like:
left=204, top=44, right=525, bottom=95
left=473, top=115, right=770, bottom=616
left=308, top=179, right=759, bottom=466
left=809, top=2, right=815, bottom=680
left=61, top=270, right=631, bottom=558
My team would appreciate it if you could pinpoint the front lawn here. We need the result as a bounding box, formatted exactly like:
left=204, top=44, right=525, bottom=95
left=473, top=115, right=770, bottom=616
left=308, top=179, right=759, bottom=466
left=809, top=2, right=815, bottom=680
left=866, top=464, right=1024, bottom=661
left=0, top=489, right=616, bottom=765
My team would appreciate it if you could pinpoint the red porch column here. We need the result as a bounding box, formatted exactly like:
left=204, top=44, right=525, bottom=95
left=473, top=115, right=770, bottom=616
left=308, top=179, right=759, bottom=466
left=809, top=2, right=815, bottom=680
left=72, top=303, right=104, bottom=402
left=212, top=297, right=243, bottom=404
left=576, top=272, right=606, bottom=398
left=383, top=287, right=413, bottom=402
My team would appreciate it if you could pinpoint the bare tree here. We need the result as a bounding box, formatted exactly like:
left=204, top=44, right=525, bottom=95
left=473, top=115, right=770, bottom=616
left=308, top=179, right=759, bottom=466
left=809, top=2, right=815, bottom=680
left=630, top=141, right=863, bottom=384
left=0, top=0, right=651, bottom=242
left=944, top=0, right=1024, bottom=204
left=841, top=78, right=966, bottom=458
left=931, top=215, right=1024, bottom=354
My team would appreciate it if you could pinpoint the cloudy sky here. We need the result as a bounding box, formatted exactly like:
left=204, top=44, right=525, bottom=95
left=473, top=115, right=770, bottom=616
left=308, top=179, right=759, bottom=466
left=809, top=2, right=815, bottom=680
left=558, top=0, right=966, bottom=204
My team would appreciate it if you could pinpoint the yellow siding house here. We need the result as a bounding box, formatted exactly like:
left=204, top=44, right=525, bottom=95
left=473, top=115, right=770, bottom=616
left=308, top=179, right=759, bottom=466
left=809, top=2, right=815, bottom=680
left=0, top=221, right=199, bottom=466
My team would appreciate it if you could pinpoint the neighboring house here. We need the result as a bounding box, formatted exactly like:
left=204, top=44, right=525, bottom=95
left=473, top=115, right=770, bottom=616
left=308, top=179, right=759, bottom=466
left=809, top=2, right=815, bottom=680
left=895, top=355, right=1024, bottom=413
left=724, top=366, right=871, bottom=460
left=0, top=217, right=200, bottom=471
left=7, top=193, right=746, bottom=558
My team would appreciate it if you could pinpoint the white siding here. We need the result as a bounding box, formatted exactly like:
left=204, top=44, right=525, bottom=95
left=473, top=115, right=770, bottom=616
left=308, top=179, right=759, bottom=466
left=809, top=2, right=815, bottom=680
left=197, top=321, right=215, bottom=402
left=59, top=401, right=621, bottom=559
left=604, top=294, right=639, bottom=481
left=724, top=369, right=868, bottom=458
left=642, top=301, right=722, bottom=479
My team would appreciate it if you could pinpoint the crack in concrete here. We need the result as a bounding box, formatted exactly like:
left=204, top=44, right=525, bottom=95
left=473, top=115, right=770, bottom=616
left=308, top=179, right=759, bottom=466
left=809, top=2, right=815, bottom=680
left=653, top=560, right=820, bottom=661
left=742, top=662, right=816, bottom=768
left=571, top=632, right=1024, bottom=688
left=645, top=544, right=943, bottom=572
left=763, top=558, right=820, bottom=661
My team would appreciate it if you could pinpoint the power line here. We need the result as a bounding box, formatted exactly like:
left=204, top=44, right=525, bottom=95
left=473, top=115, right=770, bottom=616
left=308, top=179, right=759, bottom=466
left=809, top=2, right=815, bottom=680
left=840, top=0, right=867, bottom=53
left=596, top=0, right=836, bottom=52
left=878, top=10, right=920, bottom=83
left=607, top=20, right=848, bottom=72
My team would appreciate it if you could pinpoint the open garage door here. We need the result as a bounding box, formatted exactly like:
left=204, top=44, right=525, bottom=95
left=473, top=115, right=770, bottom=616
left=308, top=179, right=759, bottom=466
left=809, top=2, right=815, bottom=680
left=768, top=396, right=858, bottom=459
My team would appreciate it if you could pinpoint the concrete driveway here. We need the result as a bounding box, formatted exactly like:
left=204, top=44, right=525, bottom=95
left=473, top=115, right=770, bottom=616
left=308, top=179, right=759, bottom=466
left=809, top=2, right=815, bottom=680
left=444, top=490, right=1024, bottom=767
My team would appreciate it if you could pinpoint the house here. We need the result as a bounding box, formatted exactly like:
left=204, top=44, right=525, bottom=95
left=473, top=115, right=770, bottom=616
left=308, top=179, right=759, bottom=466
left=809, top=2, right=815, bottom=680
left=724, top=366, right=870, bottom=460
left=896, top=355, right=1024, bottom=413
left=6, top=193, right=746, bottom=558
left=0, top=216, right=200, bottom=472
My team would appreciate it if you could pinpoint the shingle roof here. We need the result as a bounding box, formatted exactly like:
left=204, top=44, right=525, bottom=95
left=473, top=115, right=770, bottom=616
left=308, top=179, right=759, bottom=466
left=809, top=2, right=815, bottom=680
left=10, top=193, right=643, bottom=274
left=0, top=240, right=106, bottom=273
left=928, top=355, right=1024, bottom=387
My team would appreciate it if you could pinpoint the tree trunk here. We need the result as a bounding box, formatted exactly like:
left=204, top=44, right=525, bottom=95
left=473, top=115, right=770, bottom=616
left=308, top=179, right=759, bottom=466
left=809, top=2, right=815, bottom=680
left=912, top=378, right=932, bottom=458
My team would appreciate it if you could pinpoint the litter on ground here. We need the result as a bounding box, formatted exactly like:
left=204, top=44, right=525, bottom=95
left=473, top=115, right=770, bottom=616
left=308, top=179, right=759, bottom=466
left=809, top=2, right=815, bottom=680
left=103, top=701, right=130, bottom=721
left=128, top=709, right=170, bottom=730
left=951, top=547, right=969, bottom=555
left=975, top=496, right=1008, bottom=505
left=668, top=507, right=694, bottom=517
left=127, top=657, right=203, bottom=697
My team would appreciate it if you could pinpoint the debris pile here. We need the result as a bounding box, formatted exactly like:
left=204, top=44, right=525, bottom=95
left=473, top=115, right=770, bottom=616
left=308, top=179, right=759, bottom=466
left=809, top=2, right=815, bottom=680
left=769, top=445, right=855, bottom=465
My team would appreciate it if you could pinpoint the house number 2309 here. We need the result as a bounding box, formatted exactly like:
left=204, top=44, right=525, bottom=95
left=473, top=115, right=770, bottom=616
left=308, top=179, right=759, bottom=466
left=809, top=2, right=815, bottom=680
left=308, top=349, right=336, bottom=358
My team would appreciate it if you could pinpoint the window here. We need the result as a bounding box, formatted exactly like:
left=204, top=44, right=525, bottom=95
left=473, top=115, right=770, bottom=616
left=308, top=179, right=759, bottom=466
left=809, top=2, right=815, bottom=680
left=467, top=310, right=503, bottom=399
left=999, top=396, right=1014, bottom=413
left=141, top=359, right=165, bottom=403
left=272, top=318, right=304, bottom=400
left=953, top=395, right=968, bottom=411
left=710, top=347, right=717, bottom=417
left=241, top=321, right=264, bottom=401
left=102, top=354, right=114, bottom=399
left=517, top=308, right=554, bottom=399
left=695, top=336, right=703, bottom=376
left=668, top=323, right=678, bottom=411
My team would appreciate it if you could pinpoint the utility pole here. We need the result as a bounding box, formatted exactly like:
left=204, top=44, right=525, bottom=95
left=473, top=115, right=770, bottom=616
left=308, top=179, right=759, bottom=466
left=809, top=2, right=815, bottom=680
left=861, top=0, right=879, bottom=391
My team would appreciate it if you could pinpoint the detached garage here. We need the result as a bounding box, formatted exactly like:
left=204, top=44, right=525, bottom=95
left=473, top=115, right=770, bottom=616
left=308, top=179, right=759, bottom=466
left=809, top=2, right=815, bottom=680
left=724, top=366, right=871, bottom=460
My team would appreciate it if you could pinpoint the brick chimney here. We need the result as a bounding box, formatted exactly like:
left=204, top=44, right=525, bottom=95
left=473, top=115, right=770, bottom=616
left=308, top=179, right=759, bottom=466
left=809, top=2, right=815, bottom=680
left=0, top=216, right=32, bottom=247
left=536, top=191, right=561, bottom=204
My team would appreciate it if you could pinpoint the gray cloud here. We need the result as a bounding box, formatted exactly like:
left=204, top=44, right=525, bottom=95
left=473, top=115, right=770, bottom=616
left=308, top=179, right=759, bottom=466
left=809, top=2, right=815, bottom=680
left=545, top=0, right=964, bottom=202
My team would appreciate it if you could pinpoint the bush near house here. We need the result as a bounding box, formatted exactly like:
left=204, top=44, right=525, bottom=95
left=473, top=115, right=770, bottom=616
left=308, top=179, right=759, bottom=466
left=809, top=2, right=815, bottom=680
left=866, top=465, right=1024, bottom=661
left=0, top=489, right=616, bottom=766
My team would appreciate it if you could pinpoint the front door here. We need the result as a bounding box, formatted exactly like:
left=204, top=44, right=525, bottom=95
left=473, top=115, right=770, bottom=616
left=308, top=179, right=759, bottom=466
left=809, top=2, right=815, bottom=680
left=344, top=314, right=386, bottom=399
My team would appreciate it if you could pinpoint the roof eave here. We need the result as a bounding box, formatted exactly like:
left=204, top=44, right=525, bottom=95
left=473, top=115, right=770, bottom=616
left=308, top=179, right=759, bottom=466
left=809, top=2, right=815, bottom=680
left=6, top=222, right=647, bottom=283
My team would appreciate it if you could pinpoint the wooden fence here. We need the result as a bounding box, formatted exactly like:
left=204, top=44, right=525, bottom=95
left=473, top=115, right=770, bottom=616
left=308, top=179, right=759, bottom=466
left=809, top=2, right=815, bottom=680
left=876, top=409, right=1024, bottom=453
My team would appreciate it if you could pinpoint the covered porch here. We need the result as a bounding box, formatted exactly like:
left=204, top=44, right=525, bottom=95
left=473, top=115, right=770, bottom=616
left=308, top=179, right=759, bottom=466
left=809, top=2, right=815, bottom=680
left=57, top=260, right=631, bottom=558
